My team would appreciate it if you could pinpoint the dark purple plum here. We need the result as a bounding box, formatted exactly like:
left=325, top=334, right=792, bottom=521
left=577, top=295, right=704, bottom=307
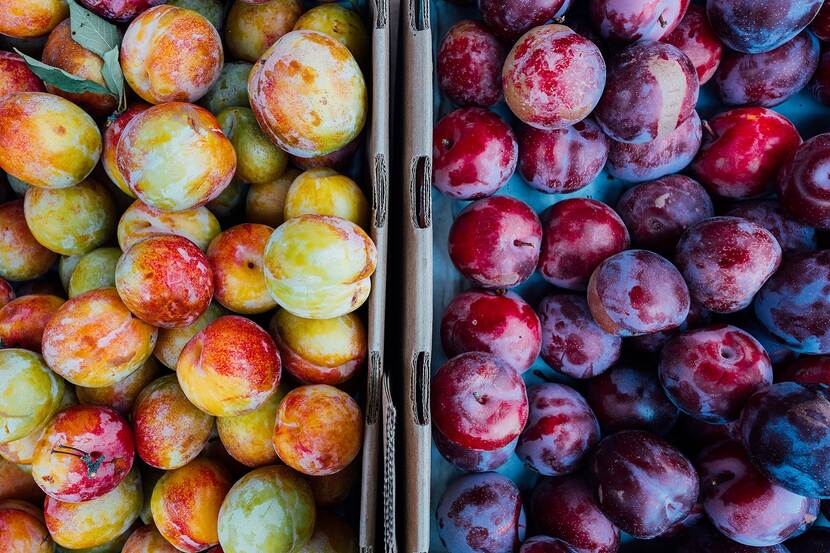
left=516, top=383, right=600, bottom=476
left=479, top=0, right=572, bottom=40
left=754, top=251, right=830, bottom=354
left=433, top=429, right=516, bottom=472
left=778, top=134, right=830, bottom=230
left=520, top=536, right=575, bottom=553
left=629, top=300, right=712, bottom=353
left=727, top=201, right=816, bottom=255
left=531, top=475, right=621, bottom=553
left=739, top=317, right=800, bottom=366
left=436, top=472, right=527, bottom=553
left=657, top=501, right=704, bottom=538
left=706, top=0, right=822, bottom=54
left=811, top=51, right=830, bottom=105
left=589, top=0, right=690, bottom=43
left=673, top=414, right=740, bottom=456
left=537, top=294, right=622, bottom=380
left=777, top=356, right=830, bottom=385
left=676, top=521, right=791, bottom=552
left=585, top=363, right=679, bottom=436
left=587, top=430, right=699, bottom=538
left=787, top=526, right=830, bottom=553
left=675, top=217, right=782, bottom=314
left=740, top=382, right=830, bottom=498
left=697, top=440, right=819, bottom=547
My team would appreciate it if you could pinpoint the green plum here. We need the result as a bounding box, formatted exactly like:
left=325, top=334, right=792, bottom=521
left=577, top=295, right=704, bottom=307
left=0, top=349, right=65, bottom=443
left=167, top=0, right=225, bottom=31
left=218, top=107, right=288, bottom=186
left=200, top=62, right=253, bottom=115
left=68, top=247, right=121, bottom=299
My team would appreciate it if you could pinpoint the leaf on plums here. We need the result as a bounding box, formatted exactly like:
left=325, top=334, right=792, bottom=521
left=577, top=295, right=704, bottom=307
left=102, top=47, right=127, bottom=113
left=67, top=0, right=122, bottom=58
left=13, top=49, right=115, bottom=97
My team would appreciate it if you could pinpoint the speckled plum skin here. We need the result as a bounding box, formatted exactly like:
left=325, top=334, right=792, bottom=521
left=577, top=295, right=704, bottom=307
left=448, top=196, right=542, bottom=289
left=779, top=134, right=830, bottom=229
left=503, top=25, right=606, bottom=131
left=698, top=439, right=819, bottom=547
left=741, top=382, right=830, bottom=498
left=589, top=0, right=690, bottom=42
left=707, top=0, right=822, bottom=54
left=441, top=289, right=541, bottom=374
left=531, top=475, right=621, bottom=553
left=588, top=430, right=698, bottom=538
left=586, top=363, right=679, bottom=435
left=661, top=4, right=723, bottom=84
left=518, top=119, right=609, bottom=194
left=616, top=174, right=713, bottom=252
left=811, top=51, right=830, bottom=105
left=0, top=500, right=52, bottom=553
left=714, top=31, right=820, bottom=107
left=588, top=249, right=690, bottom=336
left=0, top=294, right=63, bottom=351
left=433, top=108, right=518, bottom=200
left=537, top=294, right=622, bottom=379
left=608, top=110, right=703, bottom=183
left=693, top=108, right=802, bottom=199
left=431, top=352, right=528, bottom=451
left=728, top=200, right=817, bottom=254
left=595, top=42, right=698, bottom=144
left=516, top=384, right=600, bottom=476
left=788, top=526, right=830, bottom=552
left=437, top=20, right=506, bottom=107
left=778, top=356, right=830, bottom=384
left=434, top=430, right=516, bottom=472
left=676, top=217, right=782, bottom=313
left=0, top=51, right=44, bottom=98
left=520, top=536, right=574, bottom=553
left=480, top=0, right=571, bottom=39
left=538, top=198, right=630, bottom=291
left=659, top=324, right=773, bottom=423
left=31, top=405, right=134, bottom=503
left=435, top=472, right=526, bottom=553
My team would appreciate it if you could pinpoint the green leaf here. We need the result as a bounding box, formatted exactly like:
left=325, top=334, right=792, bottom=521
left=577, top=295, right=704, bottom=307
left=101, top=47, right=126, bottom=113
left=14, top=49, right=115, bottom=97
left=67, top=0, right=121, bottom=58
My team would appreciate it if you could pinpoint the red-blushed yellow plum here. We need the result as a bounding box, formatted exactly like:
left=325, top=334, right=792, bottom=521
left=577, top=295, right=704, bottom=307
left=263, top=214, right=377, bottom=319
left=217, top=107, right=288, bottom=185
left=284, top=168, right=369, bottom=227
left=248, top=30, right=366, bottom=158
left=43, top=467, right=141, bottom=550
left=0, top=348, right=65, bottom=444
left=293, top=4, right=368, bottom=63
left=121, top=5, right=223, bottom=104
left=102, top=104, right=150, bottom=198
left=0, top=499, right=53, bottom=552
left=0, top=0, right=67, bottom=38
left=153, top=302, right=225, bottom=370
left=225, top=0, right=303, bottom=62
left=115, top=102, right=236, bottom=212
left=270, top=308, right=366, bottom=385
left=0, top=278, right=14, bottom=308
left=23, top=178, right=117, bottom=256
left=0, top=200, right=57, bottom=281
left=115, top=235, right=214, bottom=328
left=217, top=465, right=315, bottom=553
left=0, top=93, right=101, bottom=189
left=41, top=19, right=116, bottom=116
left=0, top=51, right=44, bottom=97
left=122, top=524, right=179, bottom=553
left=0, top=457, right=43, bottom=502
left=117, top=200, right=220, bottom=252
left=75, top=357, right=159, bottom=415
left=207, top=224, right=277, bottom=314
left=68, top=248, right=121, bottom=299
left=151, top=458, right=231, bottom=553
left=133, top=374, right=214, bottom=470
left=245, top=167, right=299, bottom=227
left=216, top=384, right=287, bottom=467
left=273, top=385, right=363, bottom=476
left=0, top=294, right=63, bottom=350
left=177, top=315, right=281, bottom=416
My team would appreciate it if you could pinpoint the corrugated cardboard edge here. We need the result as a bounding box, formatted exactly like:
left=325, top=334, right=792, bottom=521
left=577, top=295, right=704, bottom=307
left=401, top=0, right=432, bottom=548
left=360, top=0, right=391, bottom=549
left=382, top=370, right=398, bottom=553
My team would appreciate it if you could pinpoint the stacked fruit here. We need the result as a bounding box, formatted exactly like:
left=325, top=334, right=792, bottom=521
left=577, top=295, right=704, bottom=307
left=432, top=0, right=830, bottom=551
left=0, top=0, right=374, bottom=551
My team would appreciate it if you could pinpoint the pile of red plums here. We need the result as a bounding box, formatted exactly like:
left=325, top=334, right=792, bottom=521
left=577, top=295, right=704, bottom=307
left=432, top=0, right=830, bottom=551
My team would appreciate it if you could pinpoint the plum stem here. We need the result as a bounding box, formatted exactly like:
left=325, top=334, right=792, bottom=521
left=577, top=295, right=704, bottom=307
left=50, top=444, right=106, bottom=478
left=472, top=392, right=487, bottom=405
left=658, top=14, right=667, bottom=27
left=513, top=239, right=534, bottom=248
left=441, top=138, right=453, bottom=150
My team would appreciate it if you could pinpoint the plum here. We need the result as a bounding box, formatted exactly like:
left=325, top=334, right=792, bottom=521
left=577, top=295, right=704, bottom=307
left=537, top=293, right=622, bottom=379
left=516, top=383, right=600, bottom=476
left=676, top=217, right=782, bottom=313
left=437, top=20, right=506, bottom=107
left=659, top=324, right=773, bottom=423
left=531, top=475, right=621, bottom=553
left=615, top=174, right=714, bottom=252
left=587, top=430, right=698, bottom=538
left=693, top=108, right=802, bottom=199
left=589, top=0, right=690, bottom=42
left=812, top=2, right=830, bottom=40
left=538, top=198, right=630, bottom=291
left=441, top=289, right=541, bottom=374
left=434, top=430, right=517, bottom=472
left=588, top=249, right=690, bottom=336
left=480, top=0, right=572, bottom=39
left=586, top=363, right=679, bottom=435
left=448, top=196, right=542, bottom=289
left=778, top=133, right=830, bottom=230
left=698, top=439, right=819, bottom=547
left=0, top=51, right=43, bottom=98
left=431, top=352, right=528, bottom=451
left=741, top=382, right=830, bottom=497
left=433, top=108, right=518, bottom=200
left=661, top=4, right=723, bottom=84
left=518, top=120, right=609, bottom=194
left=714, top=31, right=820, bottom=107
left=727, top=201, right=816, bottom=255
left=435, top=472, right=526, bottom=553
left=754, top=251, right=830, bottom=354
left=225, top=0, right=303, bottom=62
left=520, top=536, right=575, bottom=553
left=778, top=356, right=830, bottom=384
left=676, top=521, right=791, bottom=552
left=594, top=41, right=698, bottom=144
left=707, top=0, right=822, bottom=53
left=811, top=51, right=830, bottom=105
